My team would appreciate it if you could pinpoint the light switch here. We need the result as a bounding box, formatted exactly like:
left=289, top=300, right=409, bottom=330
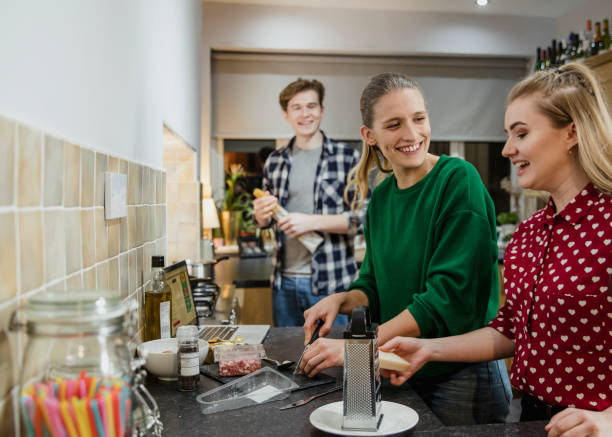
left=104, top=172, right=127, bottom=219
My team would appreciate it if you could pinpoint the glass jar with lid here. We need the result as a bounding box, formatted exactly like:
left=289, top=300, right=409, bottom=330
left=10, top=290, right=161, bottom=437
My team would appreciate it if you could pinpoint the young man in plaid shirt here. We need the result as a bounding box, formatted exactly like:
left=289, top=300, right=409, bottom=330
left=253, top=78, right=366, bottom=326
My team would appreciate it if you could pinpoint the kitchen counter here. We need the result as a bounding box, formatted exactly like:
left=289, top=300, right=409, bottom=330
left=215, top=254, right=273, bottom=288
left=146, top=327, right=548, bottom=436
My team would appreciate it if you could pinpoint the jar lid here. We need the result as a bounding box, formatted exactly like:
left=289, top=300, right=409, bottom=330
left=23, top=290, right=125, bottom=324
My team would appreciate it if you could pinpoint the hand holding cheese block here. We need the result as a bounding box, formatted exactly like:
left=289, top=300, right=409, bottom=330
left=253, top=188, right=324, bottom=253
left=378, top=351, right=411, bottom=372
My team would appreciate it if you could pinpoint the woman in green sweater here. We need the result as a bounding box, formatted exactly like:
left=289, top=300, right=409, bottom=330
left=298, top=72, right=511, bottom=425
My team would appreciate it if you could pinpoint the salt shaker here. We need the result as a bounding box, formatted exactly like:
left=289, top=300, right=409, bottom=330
left=177, top=325, right=200, bottom=391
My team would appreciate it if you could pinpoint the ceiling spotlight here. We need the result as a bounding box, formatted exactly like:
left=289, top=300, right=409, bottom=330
left=475, top=0, right=489, bottom=6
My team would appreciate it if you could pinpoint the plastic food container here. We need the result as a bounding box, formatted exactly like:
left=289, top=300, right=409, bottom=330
left=213, top=343, right=266, bottom=362
left=196, top=367, right=299, bottom=414
left=217, top=349, right=262, bottom=376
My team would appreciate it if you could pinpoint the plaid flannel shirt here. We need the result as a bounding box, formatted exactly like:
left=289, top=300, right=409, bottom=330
left=261, top=132, right=366, bottom=296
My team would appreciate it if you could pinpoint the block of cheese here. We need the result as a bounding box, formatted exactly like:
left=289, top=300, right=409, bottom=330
left=379, top=351, right=411, bottom=372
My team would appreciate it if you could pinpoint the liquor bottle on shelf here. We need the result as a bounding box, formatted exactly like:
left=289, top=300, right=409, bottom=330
left=578, top=30, right=587, bottom=58
left=550, top=39, right=557, bottom=67
left=545, top=47, right=552, bottom=69
left=592, top=22, right=603, bottom=55
left=584, top=19, right=594, bottom=50
left=603, top=18, right=610, bottom=51
left=557, top=41, right=565, bottom=65
left=535, top=47, right=543, bottom=71
left=143, top=255, right=172, bottom=342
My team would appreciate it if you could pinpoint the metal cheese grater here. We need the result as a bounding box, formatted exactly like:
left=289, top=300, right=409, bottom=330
left=342, top=306, right=383, bottom=431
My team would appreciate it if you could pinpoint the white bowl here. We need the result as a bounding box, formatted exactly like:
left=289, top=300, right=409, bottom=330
left=137, top=338, right=208, bottom=379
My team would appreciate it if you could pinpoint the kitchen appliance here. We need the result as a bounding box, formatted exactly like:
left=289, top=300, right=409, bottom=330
left=190, top=256, right=228, bottom=322
left=342, top=306, right=383, bottom=431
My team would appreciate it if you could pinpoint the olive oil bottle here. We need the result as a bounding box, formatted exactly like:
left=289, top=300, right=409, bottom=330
left=143, top=256, right=172, bottom=341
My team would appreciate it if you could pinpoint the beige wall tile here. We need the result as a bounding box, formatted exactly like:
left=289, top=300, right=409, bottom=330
left=108, top=258, right=119, bottom=292
left=136, top=246, right=143, bottom=288
left=155, top=170, right=162, bottom=204
left=136, top=206, right=144, bottom=246
left=178, top=182, right=198, bottom=204
left=178, top=202, right=198, bottom=222
left=120, top=253, right=129, bottom=298
left=176, top=161, right=195, bottom=182
left=95, top=153, right=107, bottom=207
left=162, top=146, right=176, bottom=163
left=17, top=125, right=42, bottom=206
left=43, top=210, right=66, bottom=283
left=167, top=242, right=178, bottom=267
left=161, top=172, right=166, bottom=203
left=66, top=272, right=83, bottom=291
left=128, top=206, right=137, bottom=249
left=156, top=238, right=168, bottom=261
left=107, top=218, right=120, bottom=257
left=0, top=213, right=17, bottom=302
left=165, top=162, right=177, bottom=183
left=119, top=217, right=128, bottom=253
left=19, top=211, right=43, bottom=292
left=108, top=156, right=119, bottom=173
left=178, top=221, right=198, bottom=244
left=80, top=148, right=95, bottom=207
left=96, top=261, right=109, bottom=291
left=142, top=167, right=151, bottom=205
left=176, top=145, right=196, bottom=163
left=128, top=250, right=137, bottom=293
left=167, top=182, right=178, bottom=203
left=43, top=135, right=63, bottom=206
left=0, top=118, right=14, bottom=206
left=177, top=242, right=197, bottom=262
left=81, top=209, right=95, bottom=268
left=64, top=210, right=82, bottom=275
left=63, top=141, right=80, bottom=207
left=83, top=267, right=96, bottom=290
left=95, top=208, right=107, bottom=263
left=128, top=162, right=142, bottom=205
left=120, top=159, right=128, bottom=176
left=143, top=243, right=153, bottom=285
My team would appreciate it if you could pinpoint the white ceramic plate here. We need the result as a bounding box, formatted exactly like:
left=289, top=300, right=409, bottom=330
left=309, top=401, right=418, bottom=436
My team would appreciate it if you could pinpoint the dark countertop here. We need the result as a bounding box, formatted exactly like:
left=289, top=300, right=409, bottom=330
left=214, top=255, right=273, bottom=288
left=146, top=327, right=547, bottom=436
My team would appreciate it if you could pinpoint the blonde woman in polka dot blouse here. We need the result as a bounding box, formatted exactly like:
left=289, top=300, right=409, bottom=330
left=379, top=62, right=612, bottom=437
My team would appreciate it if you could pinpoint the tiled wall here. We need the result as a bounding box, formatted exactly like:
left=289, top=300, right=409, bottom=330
left=163, top=126, right=200, bottom=263
left=0, top=115, right=167, bottom=433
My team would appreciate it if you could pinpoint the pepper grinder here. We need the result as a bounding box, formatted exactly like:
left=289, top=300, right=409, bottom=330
left=342, top=306, right=383, bottom=431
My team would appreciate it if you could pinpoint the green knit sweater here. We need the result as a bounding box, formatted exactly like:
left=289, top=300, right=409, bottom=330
left=348, top=155, right=499, bottom=378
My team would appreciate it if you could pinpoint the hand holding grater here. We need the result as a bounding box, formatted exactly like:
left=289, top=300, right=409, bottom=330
left=342, top=306, right=383, bottom=431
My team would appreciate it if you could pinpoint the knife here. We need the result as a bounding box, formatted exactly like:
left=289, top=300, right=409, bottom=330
left=293, top=319, right=324, bottom=375
left=279, top=385, right=342, bottom=410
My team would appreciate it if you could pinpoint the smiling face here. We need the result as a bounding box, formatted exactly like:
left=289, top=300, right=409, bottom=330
left=502, top=94, right=577, bottom=193
left=282, top=89, right=324, bottom=138
left=361, top=88, right=432, bottom=188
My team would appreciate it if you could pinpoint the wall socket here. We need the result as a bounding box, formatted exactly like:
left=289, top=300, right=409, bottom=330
left=104, top=172, right=127, bottom=219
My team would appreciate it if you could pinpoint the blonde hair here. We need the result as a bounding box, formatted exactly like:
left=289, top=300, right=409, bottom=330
left=344, top=73, right=423, bottom=210
left=508, top=62, right=612, bottom=194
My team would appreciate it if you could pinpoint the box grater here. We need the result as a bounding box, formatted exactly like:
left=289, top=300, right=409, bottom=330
left=342, top=306, right=383, bottom=431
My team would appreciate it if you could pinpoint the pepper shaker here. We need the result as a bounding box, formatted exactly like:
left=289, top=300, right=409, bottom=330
left=177, top=325, right=200, bottom=391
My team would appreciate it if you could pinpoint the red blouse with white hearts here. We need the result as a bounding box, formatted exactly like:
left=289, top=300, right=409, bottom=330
left=489, top=183, right=611, bottom=411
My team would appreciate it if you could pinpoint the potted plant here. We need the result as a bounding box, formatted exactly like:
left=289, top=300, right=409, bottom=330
left=220, top=164, right=250, bottom=246
left=496, top=211, right=519, bottom=257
